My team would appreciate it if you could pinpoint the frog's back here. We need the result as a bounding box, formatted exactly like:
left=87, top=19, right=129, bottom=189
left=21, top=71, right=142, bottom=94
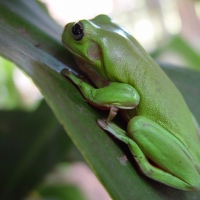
left=129, top=56, right=200, bottom=165
left=98, top=22, right=200, bottom=164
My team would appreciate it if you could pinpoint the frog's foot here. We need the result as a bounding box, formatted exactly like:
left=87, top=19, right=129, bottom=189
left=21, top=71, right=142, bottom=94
left=97, top=118, right=107, bottom=129
left=97, top=107, right=119, bottom=129
left=106, top=106, right=119, bottom=123
left=61, top=68, right=70, bottom=77
left=61, top=68, right=83, bottom=86
left=97, top=119, right=129, bottom=141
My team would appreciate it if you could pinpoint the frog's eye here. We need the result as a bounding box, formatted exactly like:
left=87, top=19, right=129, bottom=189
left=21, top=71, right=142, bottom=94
left=72, top=22, right=84, bottom=41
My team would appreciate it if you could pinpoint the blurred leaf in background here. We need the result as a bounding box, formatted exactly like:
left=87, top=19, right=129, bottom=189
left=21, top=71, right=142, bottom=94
left=151, top=35, right=200, bottom=71
left=0, top=57, right=25, bottom=109
left=37, top=184, right=86, bottom=200
left=0, top=100, right=75, bottom=199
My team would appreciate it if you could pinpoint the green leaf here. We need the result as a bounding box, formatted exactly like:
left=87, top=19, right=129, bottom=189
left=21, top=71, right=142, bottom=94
left=0, top=0, right=200, bottom=199
left=0, top=101, right=73, bottom=199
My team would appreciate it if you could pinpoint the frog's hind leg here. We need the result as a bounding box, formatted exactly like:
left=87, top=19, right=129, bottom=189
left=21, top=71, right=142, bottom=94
left=97, top=117, right=200, bottom=191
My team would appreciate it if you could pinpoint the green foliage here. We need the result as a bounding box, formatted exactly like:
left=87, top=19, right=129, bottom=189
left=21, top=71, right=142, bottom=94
left=0, top=57, right=21, bottom=109
left=0, top=0, right=200, bottom=200
left=151, top=36, right=200, bottom=70
left=0, top=100, right=74, bottom=199
left=38, top=184, right=87, bottom=200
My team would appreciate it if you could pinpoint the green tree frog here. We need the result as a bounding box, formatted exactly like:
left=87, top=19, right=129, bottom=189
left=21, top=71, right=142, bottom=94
left=61, top=14, right=200, bottom=191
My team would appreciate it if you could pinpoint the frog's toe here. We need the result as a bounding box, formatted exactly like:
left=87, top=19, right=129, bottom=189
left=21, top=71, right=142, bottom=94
left=61, top=68, right=70, bottom=76
left=97, top=119, right=107, bottom=129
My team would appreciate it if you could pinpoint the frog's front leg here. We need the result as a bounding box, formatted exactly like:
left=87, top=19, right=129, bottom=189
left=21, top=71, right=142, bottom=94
left=61, top=69, right=140, bottom=122
left=98, top=116, right=200, bottom=191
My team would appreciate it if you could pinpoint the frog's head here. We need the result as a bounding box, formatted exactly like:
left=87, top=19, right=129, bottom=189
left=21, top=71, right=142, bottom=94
left=62, top=15, right=132, bottom=81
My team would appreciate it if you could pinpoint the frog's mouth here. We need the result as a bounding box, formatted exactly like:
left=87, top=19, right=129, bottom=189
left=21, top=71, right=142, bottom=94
left=62, top=40, right=87, bottom=61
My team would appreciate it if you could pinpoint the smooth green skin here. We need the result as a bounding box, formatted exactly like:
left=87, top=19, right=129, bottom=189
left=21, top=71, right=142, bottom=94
left=61, top=14, right=200, bottom=191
